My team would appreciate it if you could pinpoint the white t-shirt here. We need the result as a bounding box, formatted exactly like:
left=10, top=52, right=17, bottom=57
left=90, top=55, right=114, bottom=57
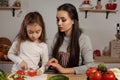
left=8, top=40, right=48, bottom=73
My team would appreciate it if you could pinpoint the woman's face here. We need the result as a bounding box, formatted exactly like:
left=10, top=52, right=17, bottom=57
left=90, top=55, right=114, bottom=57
left=26, top=23, right=42, bottom=43
left=56, top=10, right=74, bottom=36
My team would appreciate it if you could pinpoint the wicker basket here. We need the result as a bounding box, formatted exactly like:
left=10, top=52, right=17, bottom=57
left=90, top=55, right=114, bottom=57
left=0, top=37, right=12, bottom=61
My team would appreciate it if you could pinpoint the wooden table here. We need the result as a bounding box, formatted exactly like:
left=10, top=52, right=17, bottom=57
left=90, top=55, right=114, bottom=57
left=47, top=74, right=87, bottom=80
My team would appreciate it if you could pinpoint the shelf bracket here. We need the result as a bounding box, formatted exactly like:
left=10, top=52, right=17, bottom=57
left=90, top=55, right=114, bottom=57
left=85, top=10, right=88, bottom=18
left=106, top=11, right=109, bottom=19
left=12, top=8, right=15, bottom=17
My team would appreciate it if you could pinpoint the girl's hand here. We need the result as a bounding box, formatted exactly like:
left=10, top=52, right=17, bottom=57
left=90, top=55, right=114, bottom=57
left=36, top=69, right=42, bottom=75
left=48, top=58, right=58, bottom=66
left=20, top=60, right=28, bottom=70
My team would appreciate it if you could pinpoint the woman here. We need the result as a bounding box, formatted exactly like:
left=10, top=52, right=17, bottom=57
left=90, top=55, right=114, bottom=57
left=48, top=3, right=94, bottom=74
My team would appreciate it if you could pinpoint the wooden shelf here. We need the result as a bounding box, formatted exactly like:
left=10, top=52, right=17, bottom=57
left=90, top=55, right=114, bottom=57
left=94, top=56, right=120, bottom=63
left=0, top=61, right=13, bottom=64
left=0, top=6, right=21, bottom=17
left=79, top=8, right=118, bottom=19
left=0, top=6, right=20, bottom=9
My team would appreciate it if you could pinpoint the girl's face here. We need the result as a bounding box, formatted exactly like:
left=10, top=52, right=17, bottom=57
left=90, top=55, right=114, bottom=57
left=56, top=10, right=74, bottom=36
left=26, top=23, right=42, bottom=43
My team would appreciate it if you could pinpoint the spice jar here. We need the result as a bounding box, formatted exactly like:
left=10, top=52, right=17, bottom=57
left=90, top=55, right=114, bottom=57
left=13, top=0, right=21, bottom=7
left=95, top=0, right=102, bottom=9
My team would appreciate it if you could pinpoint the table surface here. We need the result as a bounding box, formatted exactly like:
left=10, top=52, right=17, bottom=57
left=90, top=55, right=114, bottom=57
left=8, top=73, right=87, bottom=80
left=47, top=74, right=87, bottom=80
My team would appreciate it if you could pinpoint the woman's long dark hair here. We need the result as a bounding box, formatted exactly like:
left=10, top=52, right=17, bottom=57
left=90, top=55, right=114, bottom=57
left=15, top=11, right=46, bottom=55
left=52, top=3, right=82, bottom=67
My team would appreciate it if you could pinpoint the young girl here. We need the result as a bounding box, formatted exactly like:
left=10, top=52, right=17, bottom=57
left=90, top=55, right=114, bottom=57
left=8, top=11, right=48, bottom=75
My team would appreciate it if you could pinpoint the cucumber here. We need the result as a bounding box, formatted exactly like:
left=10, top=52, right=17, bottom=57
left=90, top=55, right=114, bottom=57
left=49, top=75, right=69, bottom=80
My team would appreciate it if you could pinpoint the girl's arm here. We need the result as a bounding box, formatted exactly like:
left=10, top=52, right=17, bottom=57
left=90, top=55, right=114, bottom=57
left=7, top=41, right=23, bottom=65
left=39, top=43, right=49, bottom=73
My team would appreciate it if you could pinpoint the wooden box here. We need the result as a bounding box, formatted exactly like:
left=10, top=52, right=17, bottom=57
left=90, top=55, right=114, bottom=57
left=110, top=40, right=120, bottom=58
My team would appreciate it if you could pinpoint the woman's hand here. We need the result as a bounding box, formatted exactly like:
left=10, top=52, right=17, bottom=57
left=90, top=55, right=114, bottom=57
left=48, top=58, right=75, bottom=74
left=20, top=60, right=28, bottom=70
left=48, top=58, right=58, bottom=66
left=50, top=63, right=75, bottom=74
left=50, top=63, right=65, bottom=73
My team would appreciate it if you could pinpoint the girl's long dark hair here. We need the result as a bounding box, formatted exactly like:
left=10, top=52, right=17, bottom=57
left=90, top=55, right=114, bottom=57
left=15, top=11, right=46, bottom=55
left=52, top=3, right=82, bottom=67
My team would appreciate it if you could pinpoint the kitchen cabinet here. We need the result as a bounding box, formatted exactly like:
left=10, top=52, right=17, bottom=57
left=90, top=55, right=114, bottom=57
left=0, top=61, right=13, bottom=74
left=0, top=6, right=21, bottom=17
left=79, top=8, right=118, bottom=19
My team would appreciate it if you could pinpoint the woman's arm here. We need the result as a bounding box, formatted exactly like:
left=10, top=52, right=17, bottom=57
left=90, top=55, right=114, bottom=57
left=73, top=34, right=94, bottom=74
left=49, top=62, right=75, bottom=74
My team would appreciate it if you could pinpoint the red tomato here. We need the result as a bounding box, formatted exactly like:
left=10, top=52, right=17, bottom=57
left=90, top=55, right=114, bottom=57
left=27, top=70, right=37, bottom=77
left=102, top=70, right=116, bottom=80
left=16, top=70, right=25, bottom=75
left=14, top=78, right=24, bottom=80
left=89, top=71, right=102, bottom=80
left=86, top=67, right=98, bottom=77
left=93, top=49, right=101, bottom=56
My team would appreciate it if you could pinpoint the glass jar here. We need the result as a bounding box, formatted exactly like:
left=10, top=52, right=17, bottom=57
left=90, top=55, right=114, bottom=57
left=13, top=0, right=21, bottom=7
left=95, top=0, right=102, bottom=9
left=83, top=0, right=90, bottom=4
left=105, top=0, right=117, bottom=10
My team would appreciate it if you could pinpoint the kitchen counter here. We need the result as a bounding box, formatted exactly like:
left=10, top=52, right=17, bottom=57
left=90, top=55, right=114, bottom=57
left=8, top=73, right=87, bottom=80
left=47, top=74, right=87, bottom=80
left=0, top=60, right=120, bottom=74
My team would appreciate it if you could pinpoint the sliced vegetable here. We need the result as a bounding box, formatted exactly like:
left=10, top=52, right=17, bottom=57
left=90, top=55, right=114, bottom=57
left=16, top=70, right=25, bottom=75
left=27, top=70, right=37, bottom=77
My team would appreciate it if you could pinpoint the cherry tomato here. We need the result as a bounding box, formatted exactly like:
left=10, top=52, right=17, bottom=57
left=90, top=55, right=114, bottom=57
left=89, top=71, right=102, bottom=80
left=102, top=70, right=116, bottom=80
left=86, top=67, right=98, bottom=77
left=27, top=70, right=37, bottom=77
left=16, top=70, right=25, bottom=75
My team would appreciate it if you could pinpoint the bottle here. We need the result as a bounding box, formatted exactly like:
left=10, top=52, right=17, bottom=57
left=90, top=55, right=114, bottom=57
left=13, top=0, right=21, bottom=7
left=116, top=23, right=120, bottom=33
left=116, top=23, right=120, bottom=40
left=95, top=0, right=102, bottom=9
